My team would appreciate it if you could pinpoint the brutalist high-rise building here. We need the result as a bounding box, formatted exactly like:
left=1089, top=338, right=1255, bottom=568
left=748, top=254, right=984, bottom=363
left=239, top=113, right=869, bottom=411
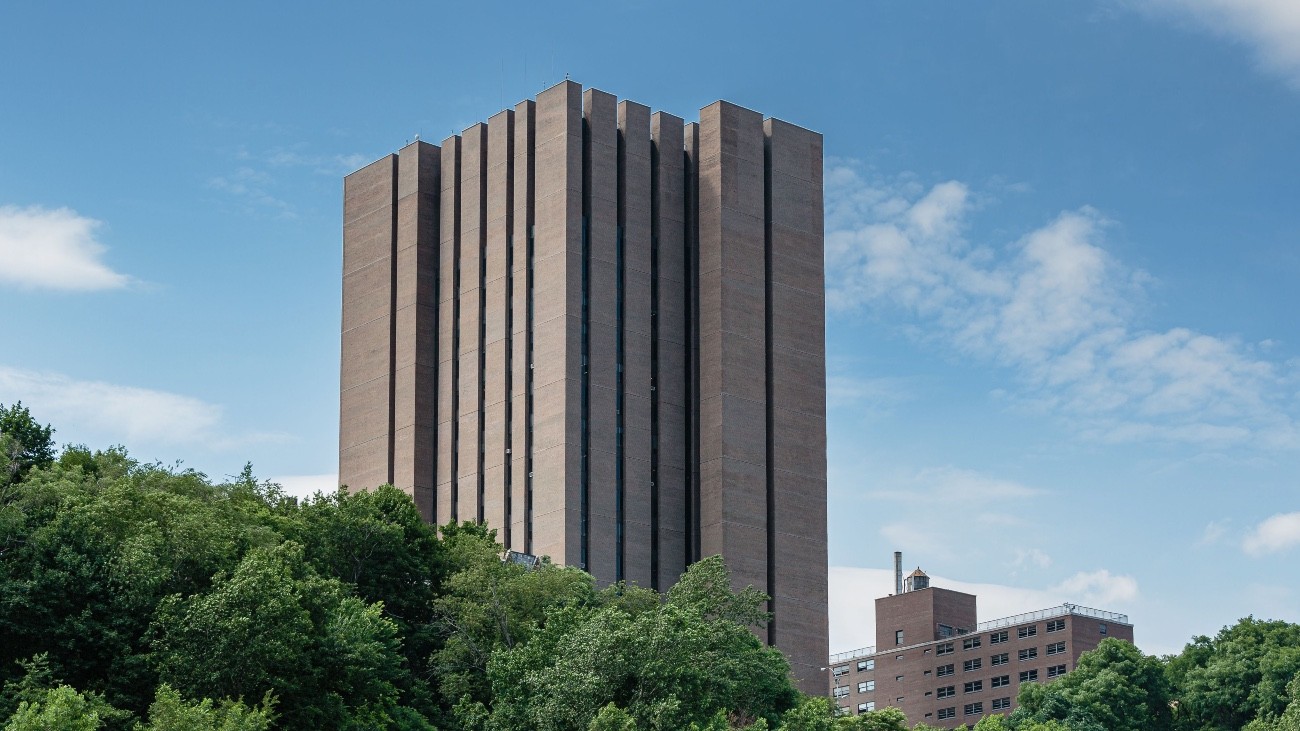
left=339, top=80, right=826, bottom=690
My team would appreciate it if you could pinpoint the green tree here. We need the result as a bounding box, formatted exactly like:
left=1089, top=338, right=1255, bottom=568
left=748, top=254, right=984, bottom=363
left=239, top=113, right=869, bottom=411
left=150, top=541, right=429, bottom=730
left=1244, top=675, right=1300, bottom=731
left=431, top=521, right=595, bottom=712
left=4, top=685, right=128, bottom=731
left=480, top=555, right=799, bottom=731
left=1168, top=617, right=1300, bottom=731
left=0, top=454, right=268, bottom=717
left=0, top=402, right=55, bottom=485
left=290, top=484, right=445, bottom=719
left=133, top=684, right=274, bottom=731
left=1010, top=639, right=1165, bottom=731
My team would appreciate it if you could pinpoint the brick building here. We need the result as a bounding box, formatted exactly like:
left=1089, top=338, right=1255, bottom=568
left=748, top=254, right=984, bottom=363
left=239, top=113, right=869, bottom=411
left=339, top=80, right=828, bottom=692
left=827, top=561, right=1134, bottom=725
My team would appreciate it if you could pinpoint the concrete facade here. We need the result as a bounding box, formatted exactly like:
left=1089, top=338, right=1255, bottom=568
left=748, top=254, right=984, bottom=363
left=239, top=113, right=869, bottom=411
left=340, top=80, right=827, bottom=694
left=828, top=570, right=1136, bottom=726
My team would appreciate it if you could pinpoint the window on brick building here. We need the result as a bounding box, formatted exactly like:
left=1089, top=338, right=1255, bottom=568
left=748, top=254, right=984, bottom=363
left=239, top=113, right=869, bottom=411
left=1047, top=641, right=1066, bottom=655
left=937, top=664, right=954, bottom=677
left=990, top=630, right=1008, bottom=644
left=896, top=630, right=905, bottom=645
left=992, top=697, right=1011, bottom=710
left=1019, top=669, right=1039, bottom=682
left=964, top=680, right=983, bottom=693
left=937, top=642, right=954, bottom=655
left=858, top=659, right=874, bottom=671
left=963, top=636, right=982, bottom=650
left=1047, top=619, right=1065, bottom=633
left=964, top=702, right=984, bottom=716
left=938, top=708, right=956, bottom=720
left=992, top=653, right=1009, bottom=666
left=937, top=686, right=955, bottom=698
left=1019, top=648, right=1038, bottom=661
left=1048, top=664, right=1067, bottom=678
left=964, top=658, right=982, bottom=672
left=1018, top=625, right=1037, bottom=639
left=991, top=675, right=1010, bottom=688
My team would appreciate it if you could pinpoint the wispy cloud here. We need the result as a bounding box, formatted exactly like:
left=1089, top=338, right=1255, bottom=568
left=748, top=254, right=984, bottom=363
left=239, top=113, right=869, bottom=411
left=1143, top=0, right=1300, bottom=89
left=1199, top=519, right=1230, bottom=546
left=1012, top=548, right=1054, bottom=570
left=1243, top=511, right=1300, bottom=555
left=868, top=466, right=1042, bottom=503
left=827, top=374, right=913, bottom=412
left=262, top=146, right=371, bottom=175
left=825, top=162, right=1298, bottom=449
left=0, top=205, right=132, bottom=291
left=211, top=145, right=370, bottom=219
left=208, top=167, right=296, bottom=219
left=0, top=365, right=287, bottom=451
left=872, top=467, right=1042, bottom=561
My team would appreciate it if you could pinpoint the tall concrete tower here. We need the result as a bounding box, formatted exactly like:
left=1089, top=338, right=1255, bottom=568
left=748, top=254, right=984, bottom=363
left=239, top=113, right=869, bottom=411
left=339, top=80, right=827, bottom=692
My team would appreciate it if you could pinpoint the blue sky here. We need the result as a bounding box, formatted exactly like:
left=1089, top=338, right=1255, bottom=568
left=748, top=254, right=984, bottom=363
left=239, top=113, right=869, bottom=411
left=2, top=1, right=1297, bottom=657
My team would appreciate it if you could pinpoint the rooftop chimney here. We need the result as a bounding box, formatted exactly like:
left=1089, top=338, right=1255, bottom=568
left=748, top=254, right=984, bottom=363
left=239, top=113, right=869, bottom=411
left=894, top=551, right=903, bottom=594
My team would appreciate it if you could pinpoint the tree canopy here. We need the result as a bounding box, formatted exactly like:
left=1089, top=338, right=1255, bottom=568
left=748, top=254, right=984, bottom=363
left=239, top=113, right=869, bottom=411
left=2, top=405, right=1297, bottom=730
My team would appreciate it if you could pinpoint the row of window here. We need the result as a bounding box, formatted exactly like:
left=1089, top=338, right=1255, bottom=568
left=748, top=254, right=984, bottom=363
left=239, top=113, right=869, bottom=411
left=934, top=643, right=1063, bottom=675
left=934, top=672, right=1030, bottom=698
left=936, top=635, right=985, bottom=655
left=874, top=666, right=1070, bottom=714
left=937, top=702, right=990, bottom=719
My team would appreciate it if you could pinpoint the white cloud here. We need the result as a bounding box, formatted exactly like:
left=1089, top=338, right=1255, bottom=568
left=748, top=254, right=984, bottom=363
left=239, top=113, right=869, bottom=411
left=1144, top=0, right=1300, bottom=88
left=1199, top=519, right=1230, bottom=545
left=827, top=374, right=912, bottom=411
left=1243, top=511, right=1300, bottom=555
left=0, top=365, right=285, bottom=451
left=269, top=473, right=340, bottom=500
left=0, top=205, right=132, bottom=291
left=1054, top=569, right=1140, bottom=605
left=868, top=466, right=1041, bottom=503
left=1013, top=548, right=1053, bottom=570
left=828, top=566, right=1138, bottom=654
left=825, top=163, right=1297, bottom=448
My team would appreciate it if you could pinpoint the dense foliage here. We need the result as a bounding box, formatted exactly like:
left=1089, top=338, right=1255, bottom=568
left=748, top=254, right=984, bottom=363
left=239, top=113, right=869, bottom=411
left=1, top=406, right=1297, bottom=730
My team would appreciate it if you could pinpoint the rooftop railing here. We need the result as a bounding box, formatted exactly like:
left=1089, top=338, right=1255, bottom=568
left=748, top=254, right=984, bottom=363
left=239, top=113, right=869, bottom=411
left=829, top=646, right=875, bottom=663
left=827, top=604, right=1130, bottom=661
left=977, top=603, right=1129, bottom=631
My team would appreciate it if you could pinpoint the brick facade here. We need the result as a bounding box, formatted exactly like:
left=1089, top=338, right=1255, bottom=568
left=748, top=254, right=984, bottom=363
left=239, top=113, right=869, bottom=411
left=830, top=579, right=1134, bottom=726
